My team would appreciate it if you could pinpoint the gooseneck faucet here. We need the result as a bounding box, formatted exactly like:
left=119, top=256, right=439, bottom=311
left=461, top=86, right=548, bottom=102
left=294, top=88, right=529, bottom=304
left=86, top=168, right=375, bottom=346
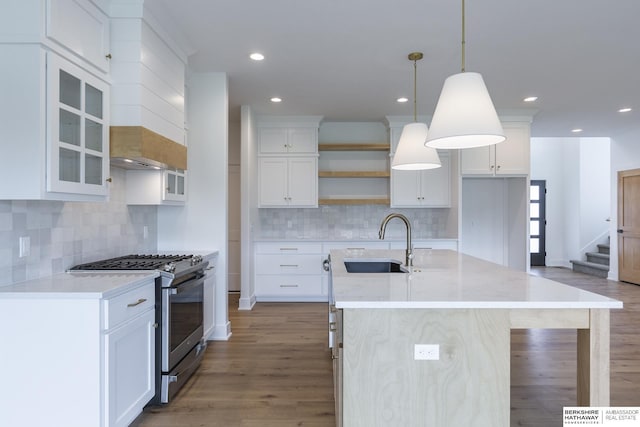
left=378, top=213, right=413, bottom=267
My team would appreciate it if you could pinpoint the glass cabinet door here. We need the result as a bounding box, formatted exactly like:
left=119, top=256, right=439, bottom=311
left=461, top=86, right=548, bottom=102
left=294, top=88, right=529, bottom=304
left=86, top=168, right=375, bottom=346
left=164, top=168, right=187, bottom=202
left=47, top=53, right=109, bottom=196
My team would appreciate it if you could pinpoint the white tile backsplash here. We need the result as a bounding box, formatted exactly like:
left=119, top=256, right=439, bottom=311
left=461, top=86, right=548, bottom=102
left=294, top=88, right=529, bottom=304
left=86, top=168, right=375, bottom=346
left=258, top=205, right=451, bottom=240
left=0, top=167, right=157, bottom=286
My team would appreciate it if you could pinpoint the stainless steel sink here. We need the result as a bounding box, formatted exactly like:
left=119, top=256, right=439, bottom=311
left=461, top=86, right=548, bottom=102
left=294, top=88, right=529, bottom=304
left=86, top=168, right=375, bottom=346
left=343, top=258, right=408, bottom=273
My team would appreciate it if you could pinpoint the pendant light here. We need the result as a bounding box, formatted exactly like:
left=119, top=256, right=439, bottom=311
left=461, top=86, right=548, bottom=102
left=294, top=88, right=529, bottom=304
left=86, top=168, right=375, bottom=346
left=392, top=52, right=441, bottom=170
left=425, top=0, right=505, bottom=149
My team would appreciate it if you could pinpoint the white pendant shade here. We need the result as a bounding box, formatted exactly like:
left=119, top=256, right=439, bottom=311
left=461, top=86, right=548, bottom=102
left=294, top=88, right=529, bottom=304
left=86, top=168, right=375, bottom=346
left=391, top=122, right=441, bottom=170
left=425, top=72, right=505, bottom=149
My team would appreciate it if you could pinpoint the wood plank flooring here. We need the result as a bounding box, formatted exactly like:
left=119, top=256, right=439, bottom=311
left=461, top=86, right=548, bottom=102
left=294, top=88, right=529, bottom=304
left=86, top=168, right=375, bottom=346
left=131, top=267, right=640, bottom=427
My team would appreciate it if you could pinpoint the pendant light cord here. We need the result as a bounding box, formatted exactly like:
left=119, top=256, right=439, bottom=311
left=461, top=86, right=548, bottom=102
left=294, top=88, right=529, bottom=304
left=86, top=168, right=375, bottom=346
left=413, top=58, right=418, bottom=122
left=461, top=0, right=466, bottom=72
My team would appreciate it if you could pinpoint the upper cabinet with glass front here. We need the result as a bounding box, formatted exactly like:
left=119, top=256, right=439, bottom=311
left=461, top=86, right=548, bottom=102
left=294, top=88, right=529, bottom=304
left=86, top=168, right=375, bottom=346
left=0, top=0, right=111, bottom=200
left=48, top=54, right=109, bottom=196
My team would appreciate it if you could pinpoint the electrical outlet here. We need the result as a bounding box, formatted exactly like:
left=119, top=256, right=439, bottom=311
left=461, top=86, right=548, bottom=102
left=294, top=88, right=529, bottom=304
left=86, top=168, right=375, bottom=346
left=414, top=344, right=439, bottom=360
left=287, top=220, right=292, bottom=228
left=19, top=236, right=30, bottom=258
left=143, top=225, right=149, bottom=239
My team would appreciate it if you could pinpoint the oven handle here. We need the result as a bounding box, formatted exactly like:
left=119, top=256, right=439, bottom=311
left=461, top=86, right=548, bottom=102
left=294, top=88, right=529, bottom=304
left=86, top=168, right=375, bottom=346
left=168, top=274, right=205, bottom=295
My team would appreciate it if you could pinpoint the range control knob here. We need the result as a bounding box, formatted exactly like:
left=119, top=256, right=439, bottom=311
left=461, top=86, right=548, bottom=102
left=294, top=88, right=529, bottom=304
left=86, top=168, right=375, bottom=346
left=164, top=262, right=176, bottom=273
left=191, top=255, right=203, bottom=265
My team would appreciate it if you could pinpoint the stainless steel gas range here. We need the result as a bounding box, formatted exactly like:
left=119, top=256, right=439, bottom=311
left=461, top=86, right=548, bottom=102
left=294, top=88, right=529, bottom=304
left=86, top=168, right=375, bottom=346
left=70, top=254, right=209, bottom=404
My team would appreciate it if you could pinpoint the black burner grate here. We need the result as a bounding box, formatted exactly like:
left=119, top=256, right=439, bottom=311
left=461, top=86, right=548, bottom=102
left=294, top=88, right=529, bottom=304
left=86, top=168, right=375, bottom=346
left=70, top=254, right=193, bottom=271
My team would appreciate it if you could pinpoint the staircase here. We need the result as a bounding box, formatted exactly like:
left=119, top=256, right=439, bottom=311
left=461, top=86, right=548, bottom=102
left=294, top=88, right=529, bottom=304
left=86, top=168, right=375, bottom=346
left=570, top=241, right=610, bottom=278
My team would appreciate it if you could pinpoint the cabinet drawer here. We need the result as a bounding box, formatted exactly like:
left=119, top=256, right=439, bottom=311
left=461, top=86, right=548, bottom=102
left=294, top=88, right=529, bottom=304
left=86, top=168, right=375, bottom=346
left=255, top=254, right=323, bottom=275
left=255, top=242, right=322, bottom=254
left=255, top=275, right=323, bottom=296
left=322, top=242, right=390, bottom=252
left=103, top=282, right=155, bottom=330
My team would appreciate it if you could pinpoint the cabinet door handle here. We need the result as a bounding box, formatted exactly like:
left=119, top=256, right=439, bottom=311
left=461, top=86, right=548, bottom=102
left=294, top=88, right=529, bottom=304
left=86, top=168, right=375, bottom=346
left=279, top=284, right=299, bottom=288
left=280, top=264, right=299, bottom=268
left=497, top=165, right=501, bottom=170
left=127, top=298, right=147, bottom=307
left=279, top=248, right=299, bottom=251
left=490, top=165, right=495, bottom=170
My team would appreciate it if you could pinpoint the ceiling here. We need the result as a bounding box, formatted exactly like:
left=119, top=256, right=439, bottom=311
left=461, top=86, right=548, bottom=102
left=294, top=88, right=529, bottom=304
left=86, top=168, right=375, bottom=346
left=148, top=0, right=640, bottom=138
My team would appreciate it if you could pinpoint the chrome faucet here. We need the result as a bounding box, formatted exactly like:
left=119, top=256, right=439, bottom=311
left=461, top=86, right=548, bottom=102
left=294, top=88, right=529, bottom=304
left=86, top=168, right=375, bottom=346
left=378, top=213, right=413, bottom=267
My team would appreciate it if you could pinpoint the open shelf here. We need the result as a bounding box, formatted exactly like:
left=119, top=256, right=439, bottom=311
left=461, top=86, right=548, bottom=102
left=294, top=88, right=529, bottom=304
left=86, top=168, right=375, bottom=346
left=318, top=143, right=390, bottom=151
left=318, top=171, right=390, bottom=178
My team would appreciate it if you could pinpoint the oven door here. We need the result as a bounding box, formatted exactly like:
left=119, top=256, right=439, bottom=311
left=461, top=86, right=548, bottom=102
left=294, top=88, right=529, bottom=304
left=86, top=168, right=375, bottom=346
left=161, top=272, right=205, bottom=372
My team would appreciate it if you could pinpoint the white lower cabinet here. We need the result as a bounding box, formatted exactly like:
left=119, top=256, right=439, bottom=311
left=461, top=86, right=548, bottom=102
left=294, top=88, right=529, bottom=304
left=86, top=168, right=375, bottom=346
left=0, top=278, right=156, bottom=427
left=203, top=259, right=217, bottom=340
left=105, top=309, right=155, bottom=427
left=254, top=242, right=325, bottom=301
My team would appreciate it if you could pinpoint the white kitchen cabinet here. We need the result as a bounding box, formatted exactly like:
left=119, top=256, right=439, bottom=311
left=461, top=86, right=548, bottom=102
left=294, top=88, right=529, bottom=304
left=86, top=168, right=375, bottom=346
left=461, top=122, right=530, bottom=176
left=48, top=53, right=110, bottom=196
left=259, top=127, right=318, bottom=154
left=203, top=260, right=217, bottom=340
left=0, top=275, right=156, bottom=427
left=391, top=151, right=451, bottom=207
left=0, top=0, right=110, bottom=76
left=0, top=47, right=110, bottom=200
left=125, top=168, right=187, bottom=205
left=46, top=0, right=111, bottom=73
left=105, top=308, right=155, bottom=427
left=254, top=242, right=326, bottom=301
left=259, top=157, right=318, bottom=207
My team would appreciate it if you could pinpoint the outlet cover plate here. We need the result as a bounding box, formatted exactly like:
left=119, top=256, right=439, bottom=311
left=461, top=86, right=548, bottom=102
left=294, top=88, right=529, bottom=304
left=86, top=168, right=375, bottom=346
left=414, top=344, right=439, bottom=360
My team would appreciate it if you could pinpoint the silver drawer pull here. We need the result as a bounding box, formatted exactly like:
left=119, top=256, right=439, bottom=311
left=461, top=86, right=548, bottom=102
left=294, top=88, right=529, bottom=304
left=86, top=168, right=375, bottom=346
left=280, top=264, right=299, bottom=268
left=127, top=298, right=147, bottom=307
left=279, top=248, right=299, bottom=251
left=346, top=247, right=365, bottom=250
left=279, top=284, right=299, bottom=288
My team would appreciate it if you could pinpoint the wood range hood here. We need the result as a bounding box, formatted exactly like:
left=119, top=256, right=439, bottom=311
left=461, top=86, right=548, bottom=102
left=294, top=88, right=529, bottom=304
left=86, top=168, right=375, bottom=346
left=110, top=126, right=187, bottom=170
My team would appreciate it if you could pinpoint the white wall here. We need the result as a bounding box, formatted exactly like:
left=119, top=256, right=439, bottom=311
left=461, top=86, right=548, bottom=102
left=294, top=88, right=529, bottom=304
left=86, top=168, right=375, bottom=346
left=239, top=105, right=259, bottom=310
left=609, top=128, right=640, bottom=280
left=157, top=72, right=230, bottom=339
left=228, top=121, right=241, bottom=292
left=460, top=177, right=528, bottom=270
left=530, top=137, right=610, bottom=267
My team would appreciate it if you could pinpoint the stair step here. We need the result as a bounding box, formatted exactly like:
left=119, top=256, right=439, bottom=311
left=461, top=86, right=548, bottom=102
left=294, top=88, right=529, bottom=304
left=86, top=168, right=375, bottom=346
left=597, top=243, right=610, bottom=255
left=586, top=251, right=610, bottom=266
left=570, top=260, right=609, bottom=278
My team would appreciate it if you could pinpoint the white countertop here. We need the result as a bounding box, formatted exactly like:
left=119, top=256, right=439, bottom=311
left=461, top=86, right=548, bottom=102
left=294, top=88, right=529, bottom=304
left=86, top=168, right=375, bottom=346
left=331, top=249, right=623, bottom=309
left=0, top=272, right=159, bottom=299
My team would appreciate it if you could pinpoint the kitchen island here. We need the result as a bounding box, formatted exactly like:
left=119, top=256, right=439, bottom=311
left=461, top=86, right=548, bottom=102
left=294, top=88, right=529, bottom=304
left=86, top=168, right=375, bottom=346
left=330, top=249, right=623, bottom=427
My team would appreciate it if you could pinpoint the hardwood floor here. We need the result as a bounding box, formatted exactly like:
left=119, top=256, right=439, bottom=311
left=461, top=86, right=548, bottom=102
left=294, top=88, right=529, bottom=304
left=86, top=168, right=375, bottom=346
left=132, top=267, right=640, bottom=427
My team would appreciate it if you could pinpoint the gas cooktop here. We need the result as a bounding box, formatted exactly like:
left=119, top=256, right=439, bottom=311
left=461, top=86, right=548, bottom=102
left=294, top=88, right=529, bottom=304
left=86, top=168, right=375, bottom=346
left=69, top=254, right=194, bottom=271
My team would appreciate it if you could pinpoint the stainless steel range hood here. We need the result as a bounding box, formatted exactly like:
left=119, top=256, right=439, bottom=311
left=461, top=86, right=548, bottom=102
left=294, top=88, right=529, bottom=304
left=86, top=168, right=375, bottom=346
left=110, top=126, right=187, bottom=170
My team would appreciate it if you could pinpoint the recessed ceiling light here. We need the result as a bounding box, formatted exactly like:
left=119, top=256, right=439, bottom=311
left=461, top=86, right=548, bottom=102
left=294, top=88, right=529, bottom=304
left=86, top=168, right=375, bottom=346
left=123, top=159, right=133, bottom=163
left=270, top=97, right=282, bottom=103
left=249, top=52, right=264, bottom=61
left=523, top=96, right=538, bottom=102
left=571, top=128, right=583, bottom=133
left=618, top=107, right=632, bottom=113
left=397, top=97, right=409, bottom=103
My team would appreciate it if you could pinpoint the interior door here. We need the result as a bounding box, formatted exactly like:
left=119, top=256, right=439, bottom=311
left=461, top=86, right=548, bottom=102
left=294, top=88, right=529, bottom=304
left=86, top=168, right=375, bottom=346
left=618, top=168, right=640, bottom=284
left=530, top=180, right=546, bottom=266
